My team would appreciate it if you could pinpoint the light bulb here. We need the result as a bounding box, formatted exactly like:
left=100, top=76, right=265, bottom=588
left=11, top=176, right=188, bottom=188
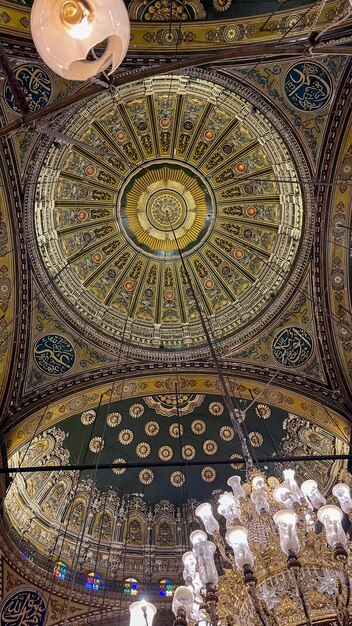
left=273, top=484, right=295, bottom=509
left=226, top=525, right=254, bottom=571
left=332, top=483, right=352, bottom=514
left=195, top=503, right=219, bottom=536
left=317, top=505, right=347, bottom=547
left=30, top=0, right=130, bottom=80
left=301, top=479, right=326, bottom=509
left=129, top=600, right=157, bottom=626
left=273, top=510, right=300, bottom=556
left=227, top=475, right=246, bottom=501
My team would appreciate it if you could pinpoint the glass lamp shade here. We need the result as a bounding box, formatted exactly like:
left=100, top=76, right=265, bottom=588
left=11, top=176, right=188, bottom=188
left=272, top=484, right=295, bottom=509
left=282, top=469, right=303, bottom=501
left=227, top=475, right=246, bottom=501
left=172, top=585, right=194, bottom=617
left=225, top=525, right=254, bottom=571
left=250, top=480, right=270, bottom=514
left=218, top=491, right=242, bottom=524
left=195, top=503, right=219, bottom=535
left=332, top=483, right=352, bottom=514
left=301, top=480, right=326, bottom=509
left=30, top=0, right=130, bottom=80
left=129, top=600, right=157, bottom=626
left=193, top=539, right=219, bottom=585
left=273, top=510, right=300, bottom=556
left=182, top=551, right=197, bottom=582
left=317, top=504, right=347, bottom=547
left=190, top=530, right=207, bottom=547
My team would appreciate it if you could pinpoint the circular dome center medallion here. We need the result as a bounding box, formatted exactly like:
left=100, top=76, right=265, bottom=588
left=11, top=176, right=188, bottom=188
left=119, top=162, right=213, bottom=255
left=149, top=192, right=184, bottom=229
left=27, top=73, right=312, bottom=357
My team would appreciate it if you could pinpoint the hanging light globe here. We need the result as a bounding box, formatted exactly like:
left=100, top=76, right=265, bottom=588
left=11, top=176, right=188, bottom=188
left=30, top=0, right=130, bottom=80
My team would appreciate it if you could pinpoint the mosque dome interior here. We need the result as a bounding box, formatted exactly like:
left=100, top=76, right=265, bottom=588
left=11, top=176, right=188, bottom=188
left=0, top=0, right=351, bottom=624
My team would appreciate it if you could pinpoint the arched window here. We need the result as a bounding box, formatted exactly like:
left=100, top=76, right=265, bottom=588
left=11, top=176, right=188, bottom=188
left=159, top=579, right=173, bottom=597
left=86, top=572, right=101, bottom=590
left=53, top=561, right=68, bottom=580
left=124, top=577, right=138, bottom=595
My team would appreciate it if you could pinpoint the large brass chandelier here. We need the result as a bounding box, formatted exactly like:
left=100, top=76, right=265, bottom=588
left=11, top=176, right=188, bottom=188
left=172, top=470, right=352, bottom=626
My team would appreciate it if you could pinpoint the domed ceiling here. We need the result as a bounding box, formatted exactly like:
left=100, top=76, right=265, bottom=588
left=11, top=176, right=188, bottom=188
left=26, top=73, right=312, bottom=359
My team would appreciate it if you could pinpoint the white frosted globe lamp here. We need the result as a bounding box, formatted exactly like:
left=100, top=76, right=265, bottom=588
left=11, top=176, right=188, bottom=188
left=226, top=525, right=254, bottom=571
left=129, top=600, right=157, bottom=626
left=30, top=0, right=130, bottom=80
left=332, top=483, right=352, bottom=515
left=182, top=551, right=197, bottom=584
left=218, top=491, right=242, bottom=525
left=195, top=502, right=219, bottom=536
left=317, top=505, right=347, bottom=547
left=227, top=475, right=246, bottom=501
left=172, top=585, right=194, bottom=617
left=190, top=529, right=207, bottom=547
left=192, top=539, right=218, bottom=585
left=273, top=484, right=295, bottom=509
left=301, top=479, right=326, bottom=509
left=273, top=510, right=300, bottom=556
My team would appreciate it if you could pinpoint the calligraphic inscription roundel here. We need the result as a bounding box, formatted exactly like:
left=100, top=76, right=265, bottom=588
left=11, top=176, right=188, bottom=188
left=3, top=65, right=52, bottom=113
left=34, top=334, right=75, bottom=375
left=272, top=326, right=313, bottom=367
left=0, top=589, right=47, bottom=626
left=284, top=62, right=332, bottom=112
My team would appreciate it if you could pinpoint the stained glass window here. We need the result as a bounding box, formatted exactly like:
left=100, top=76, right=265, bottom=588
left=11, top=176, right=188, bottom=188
left=159, top=579, right=173, bottom=597
left=123, top=577, right=138, bottom=595
left=53, top=561, right=68, bottom=580
left=86, top=572, right=101, bottom=590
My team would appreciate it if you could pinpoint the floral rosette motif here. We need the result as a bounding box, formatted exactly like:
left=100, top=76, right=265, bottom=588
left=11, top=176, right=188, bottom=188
left=255, top=404, right=271, bottom=419
left=139, top=468, right=154, bottom=485
left=136, top=442, right=151, bottom=458
left=81, top=410, right=96, bottom=426
left=89, top=437, right=104, bottom=453
left=203, top=440, right=218, bottom=455
left=182, top=445, right=196, bottom=460
left=118, top=429, right=134, bottom=445
left=220, top=426, right=234, bottom=441
left=191, top=420, right=206, bottom=435
left=106, top=412, right=122, bottom=427
left=112, top=458, right=126, bottom=475
left=158, top=445, right=173, bottom=461
left=145, top=421, right=160, bottom=436
left=170, top=471, right=185, bottom=487
left=230, top=453, right=244, bottom=469
left=129, top=403, right=144, bottom=418
left=201, top=466, right=216, bottom=482
left=169, top=423, right=184, bottom=438
left=209, top=401, right=224, bottom=416
left=249, top=431, right=263, bottom=447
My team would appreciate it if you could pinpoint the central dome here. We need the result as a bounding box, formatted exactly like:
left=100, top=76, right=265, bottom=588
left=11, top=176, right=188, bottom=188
left=27, top=73, right=312, bottom=357
left=119, top=162, right=213, bottom=254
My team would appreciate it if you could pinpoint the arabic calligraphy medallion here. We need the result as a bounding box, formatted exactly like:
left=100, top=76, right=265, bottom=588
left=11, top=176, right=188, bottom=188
left=34, top=334, right=75, bottom=375
left=3, top=65, right=52, bottom=113
left=284, top=62, right=332, bottom=112
left=272, top=326, right=313, bottom=367
left=0, top=589, right=47, bottom=626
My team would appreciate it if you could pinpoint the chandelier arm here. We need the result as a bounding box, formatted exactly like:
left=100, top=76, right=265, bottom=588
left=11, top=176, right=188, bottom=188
left=166, top=212, right=254, bottom=475
left=247, top=586, right=272, bottom=626
left=291, top=569, right=312, bottom=626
